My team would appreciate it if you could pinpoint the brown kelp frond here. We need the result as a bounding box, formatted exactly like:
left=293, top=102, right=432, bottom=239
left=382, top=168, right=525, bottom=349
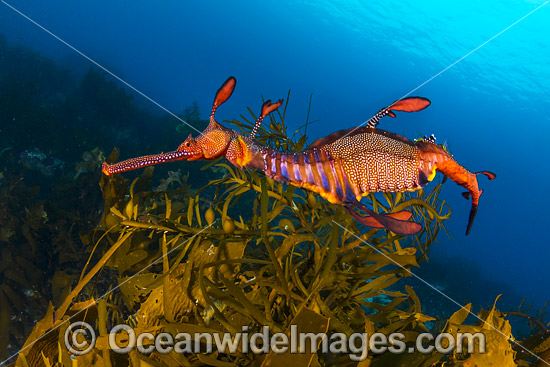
left=16, top=99, right=529, bottom=367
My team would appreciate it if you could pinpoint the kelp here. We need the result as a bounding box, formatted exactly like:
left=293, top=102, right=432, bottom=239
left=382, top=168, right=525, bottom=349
left=0, top=145, right=109, bottom=360
left=12, top=96, right=545, bottom=367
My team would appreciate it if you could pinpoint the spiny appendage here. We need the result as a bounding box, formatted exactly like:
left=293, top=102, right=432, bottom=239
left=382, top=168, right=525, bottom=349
left=366, top=96, right=431, bottom=128
left=248, top=99, right=284, bottom=141
left=223, top=98, right=285, bottom=168
left=102, top=150, right=189, bottom=176
left=211, top=76, right=236, bottom=119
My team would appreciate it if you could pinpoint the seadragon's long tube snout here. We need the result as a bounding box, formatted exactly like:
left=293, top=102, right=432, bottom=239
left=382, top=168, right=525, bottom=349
left=102, top=150, right=193, bottom=176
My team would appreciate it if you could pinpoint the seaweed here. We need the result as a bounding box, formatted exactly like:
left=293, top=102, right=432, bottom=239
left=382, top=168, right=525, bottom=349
left=0, top=56, right=544, bottom=364
left=8, top=96, right=503, bottom=367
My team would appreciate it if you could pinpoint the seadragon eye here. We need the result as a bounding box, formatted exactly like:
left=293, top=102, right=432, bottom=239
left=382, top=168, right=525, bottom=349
left=185, top=141, right=191, bottom=147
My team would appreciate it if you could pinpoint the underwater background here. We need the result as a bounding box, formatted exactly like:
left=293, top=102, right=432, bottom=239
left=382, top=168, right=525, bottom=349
left=0, top=0, right=549, bottom=365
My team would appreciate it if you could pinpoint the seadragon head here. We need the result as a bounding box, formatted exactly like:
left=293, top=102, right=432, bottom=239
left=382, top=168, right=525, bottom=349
left=175, top=76, right=237, bottom=161
left=102, top=77, right=238, bottom=175
left=102, top=76, right=283, bottom=175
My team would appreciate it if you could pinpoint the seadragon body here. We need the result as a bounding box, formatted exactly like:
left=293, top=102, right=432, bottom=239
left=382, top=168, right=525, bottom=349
left=102, top=77, right=495, bottom=235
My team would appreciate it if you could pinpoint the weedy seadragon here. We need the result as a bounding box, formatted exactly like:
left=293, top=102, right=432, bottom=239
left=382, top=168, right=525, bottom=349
left=102, top=77, right=495, bottom=235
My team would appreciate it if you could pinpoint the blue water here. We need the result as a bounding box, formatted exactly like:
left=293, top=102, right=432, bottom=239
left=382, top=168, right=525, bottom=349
left=1, top=0, right=548, bottom=310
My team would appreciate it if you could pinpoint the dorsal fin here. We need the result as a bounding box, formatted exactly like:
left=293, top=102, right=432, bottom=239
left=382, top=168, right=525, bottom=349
left=307, top=128, right=415, bottom=150
left=307, top=127, right=359, bottom=149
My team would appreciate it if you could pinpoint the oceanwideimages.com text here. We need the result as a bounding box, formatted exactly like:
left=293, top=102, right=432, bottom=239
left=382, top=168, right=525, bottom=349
left=66, top=322, right=486, bottom=361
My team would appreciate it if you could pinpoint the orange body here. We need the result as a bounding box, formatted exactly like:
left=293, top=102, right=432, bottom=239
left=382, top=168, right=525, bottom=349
left=102, top=77, right=495, bottom=235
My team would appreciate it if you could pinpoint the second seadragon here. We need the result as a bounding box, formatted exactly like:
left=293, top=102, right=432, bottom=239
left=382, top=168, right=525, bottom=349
left=102, top=77, right=495, bottom=236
